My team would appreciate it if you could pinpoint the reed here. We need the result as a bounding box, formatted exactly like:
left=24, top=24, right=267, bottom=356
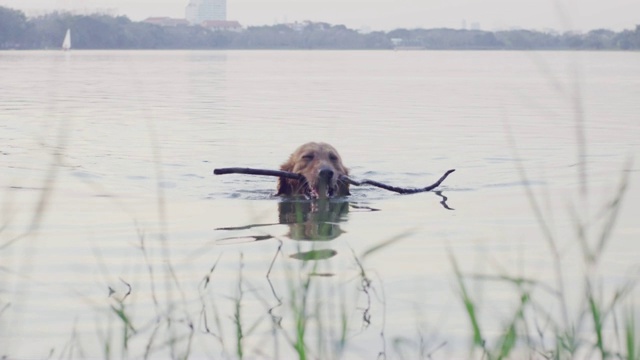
left=448, top=68, right=638, bottom=358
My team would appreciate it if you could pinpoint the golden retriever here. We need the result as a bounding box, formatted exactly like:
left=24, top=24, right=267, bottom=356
left=276, top=142, right=350, bottom=198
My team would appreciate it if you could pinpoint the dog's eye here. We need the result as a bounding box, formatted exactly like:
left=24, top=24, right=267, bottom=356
left=329, top=154, right=338, bottom=161
left=302, top=154, right=314, bottom=161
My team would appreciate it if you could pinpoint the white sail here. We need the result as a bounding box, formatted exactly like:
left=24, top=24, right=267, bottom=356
left=62, top=29, right=71, bottom=50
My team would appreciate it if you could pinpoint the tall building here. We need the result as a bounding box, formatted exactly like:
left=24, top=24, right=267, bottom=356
left=186, top=0, right=226, bottom=25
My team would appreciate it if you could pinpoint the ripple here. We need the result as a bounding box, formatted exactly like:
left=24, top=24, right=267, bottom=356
left=71, top=171, right=102, bottom=179
left=484, top=180, right=546, bottom=188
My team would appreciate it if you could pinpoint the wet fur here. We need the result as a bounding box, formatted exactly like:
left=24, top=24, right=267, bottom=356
left=276, top=142, right=350, bottom=197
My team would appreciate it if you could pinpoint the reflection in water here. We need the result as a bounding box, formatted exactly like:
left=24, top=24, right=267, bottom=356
left=216, top=198, right=366, bottom=263
left=278, top=199, right=349, bottom=241
left=288, top=248, right=338, bottom=260
left=216, top=192, right=454, bottom=247
left=215, top=200, right=350, bottom=268
left=216, top=193, right=454, bottom=269
left=434, top=190, right=455, bottom=210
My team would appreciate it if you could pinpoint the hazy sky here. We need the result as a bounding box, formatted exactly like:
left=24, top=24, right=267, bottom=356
left=1, top=0, right=638, bottom=31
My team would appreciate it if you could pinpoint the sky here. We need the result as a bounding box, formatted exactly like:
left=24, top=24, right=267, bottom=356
left=1, top=0, right=638, bottom=32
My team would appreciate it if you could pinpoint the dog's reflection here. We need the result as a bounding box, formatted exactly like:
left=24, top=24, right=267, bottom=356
left=278, top=200, right=349, bottom=241
left=215, top=199, right=364, bottom=251
left=215, top=192, right=452, bottom=261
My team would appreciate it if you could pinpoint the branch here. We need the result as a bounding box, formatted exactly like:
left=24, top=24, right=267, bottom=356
left=213, top=167, right=303, bottom=180
left=339, top=169, right=455, bottom=194
left=213, top=167, right=455, bottom=193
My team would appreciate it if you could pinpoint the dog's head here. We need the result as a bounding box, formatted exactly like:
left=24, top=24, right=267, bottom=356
left=277, top=142, right=350, bottom=199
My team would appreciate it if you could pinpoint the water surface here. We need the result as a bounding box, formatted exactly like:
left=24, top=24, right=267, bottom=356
left=1, top=50, right=639, bottom=358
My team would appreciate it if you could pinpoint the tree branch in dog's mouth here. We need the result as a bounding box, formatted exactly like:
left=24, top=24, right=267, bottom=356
left=213, top=167, right=455, bottom=194
left=213, top=167, right=304, bottom=180
left=340, top=169, right=456, bottom=194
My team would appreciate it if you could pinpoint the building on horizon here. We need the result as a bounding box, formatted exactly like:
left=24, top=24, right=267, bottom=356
left=185, top=0, right=226, bottom=25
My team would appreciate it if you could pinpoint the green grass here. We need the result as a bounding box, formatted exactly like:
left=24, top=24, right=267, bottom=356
left=446, top=75, right=638, bottom=359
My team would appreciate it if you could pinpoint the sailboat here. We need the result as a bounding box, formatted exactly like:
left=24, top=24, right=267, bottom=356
left=62, top=29, right=71, bottom=51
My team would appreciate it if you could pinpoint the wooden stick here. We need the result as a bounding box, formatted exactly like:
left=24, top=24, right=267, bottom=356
left=213, top=167, right=303, bottom=180
left=213, top=167, right=455, bottom=193
left=339, top=169, right=455, bottom=194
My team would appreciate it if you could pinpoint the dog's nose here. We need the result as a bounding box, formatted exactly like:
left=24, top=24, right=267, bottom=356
left=319, top=168, right=334, bottom=181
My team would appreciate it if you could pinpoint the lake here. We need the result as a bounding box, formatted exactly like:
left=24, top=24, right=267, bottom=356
left=1, top=50, right=639, bottom=359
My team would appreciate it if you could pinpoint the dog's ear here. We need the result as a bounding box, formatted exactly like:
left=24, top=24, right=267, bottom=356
left=276, top=160, right=295, bottom=196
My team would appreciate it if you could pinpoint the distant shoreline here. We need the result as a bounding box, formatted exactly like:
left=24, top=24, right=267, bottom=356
left=1, top=5, right=639, bottom=51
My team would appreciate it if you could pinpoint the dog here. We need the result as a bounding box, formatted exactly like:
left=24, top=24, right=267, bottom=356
left=276, top=142, right=350, bottom=198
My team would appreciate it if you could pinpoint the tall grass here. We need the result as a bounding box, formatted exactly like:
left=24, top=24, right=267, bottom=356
left=449, top=68, right=638, bottom=358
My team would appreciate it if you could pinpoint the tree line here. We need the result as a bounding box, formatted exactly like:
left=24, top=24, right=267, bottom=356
left=1, top=6, right=639, bottom=50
